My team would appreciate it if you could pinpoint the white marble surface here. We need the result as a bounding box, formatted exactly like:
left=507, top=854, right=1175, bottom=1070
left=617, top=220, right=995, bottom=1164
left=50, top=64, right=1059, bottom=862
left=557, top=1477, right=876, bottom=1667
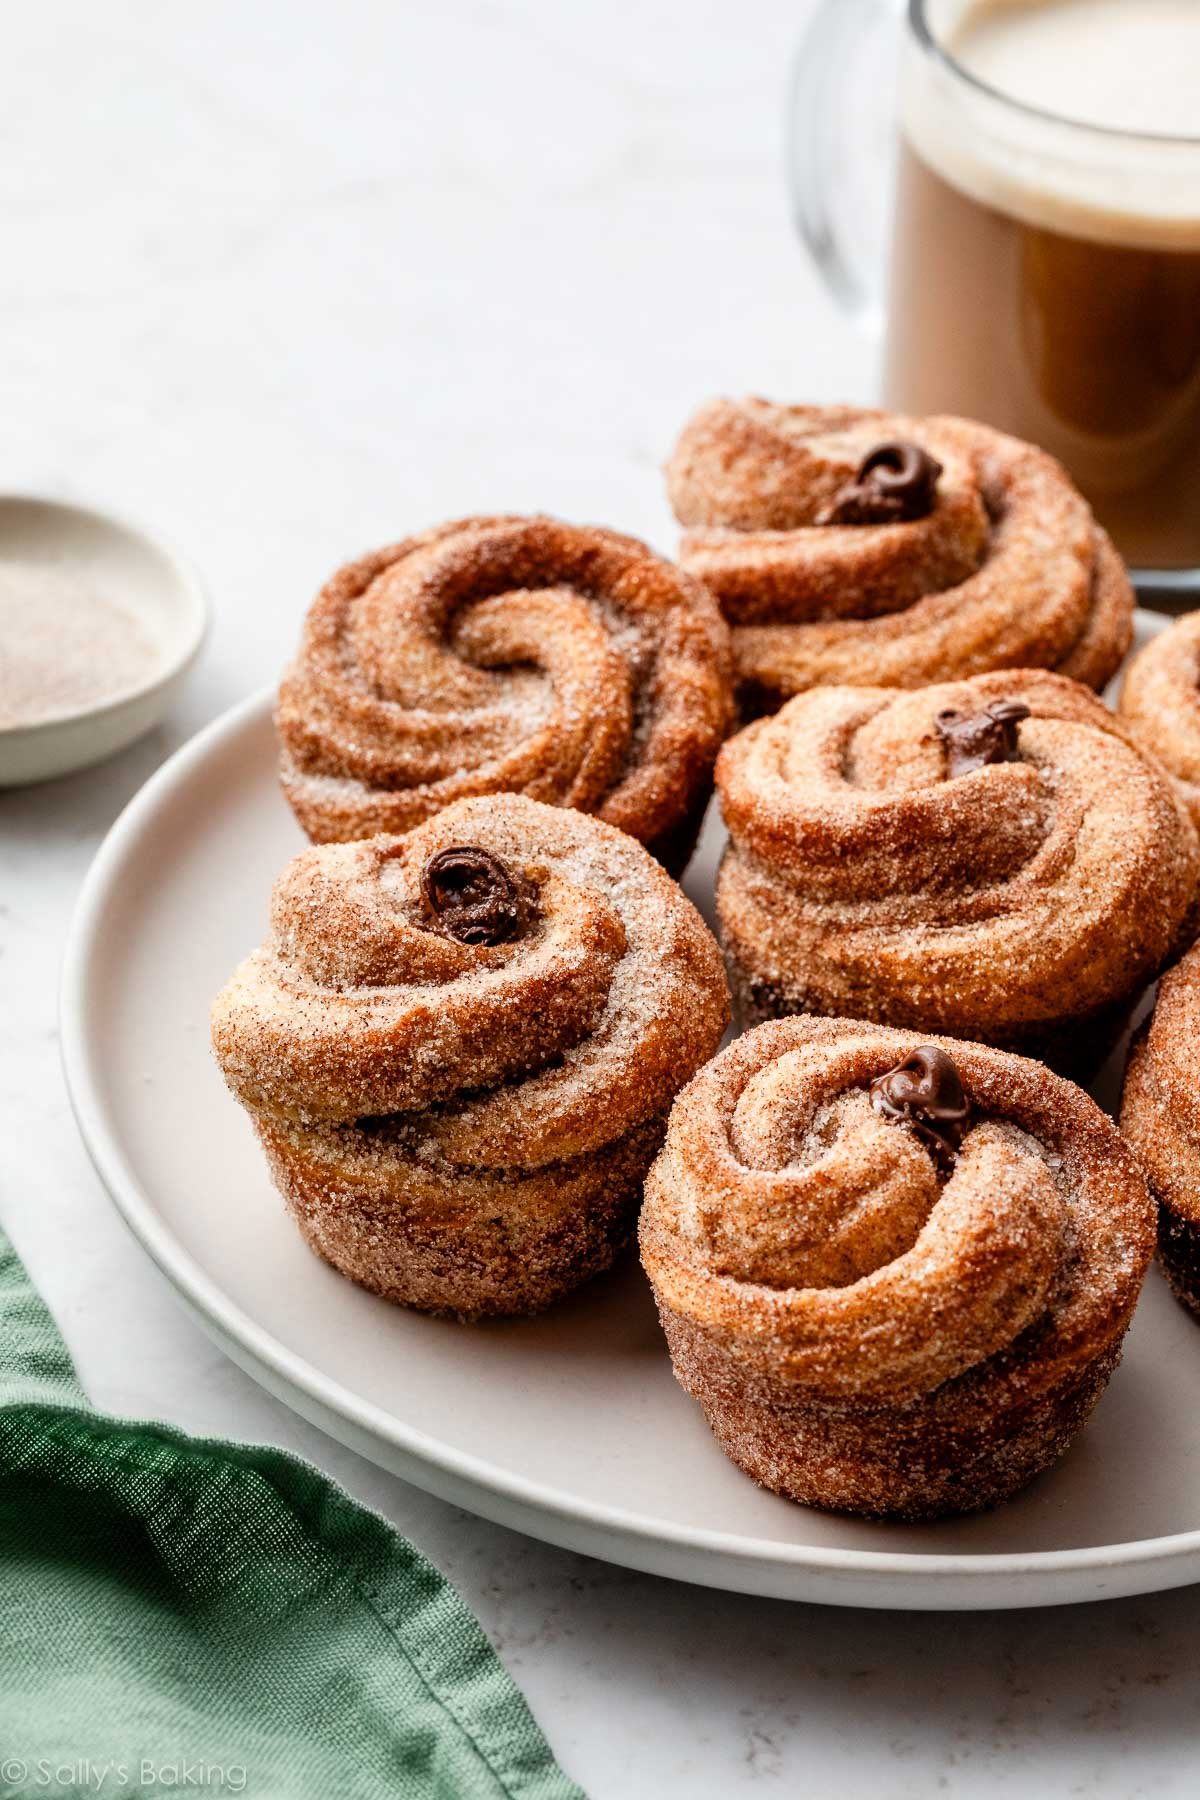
left=4, top=2, right=1200, bottom=1794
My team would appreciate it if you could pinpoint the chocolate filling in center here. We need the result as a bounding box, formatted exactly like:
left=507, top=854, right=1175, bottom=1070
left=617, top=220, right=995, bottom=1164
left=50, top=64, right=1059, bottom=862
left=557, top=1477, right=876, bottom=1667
left=935, top=699, right=1030, bottom=778
left=420, top=845, right=533, bottom=946
left=820, top=439, right=943, bottom=526
left=870, top=1045, right=971, bottom=1163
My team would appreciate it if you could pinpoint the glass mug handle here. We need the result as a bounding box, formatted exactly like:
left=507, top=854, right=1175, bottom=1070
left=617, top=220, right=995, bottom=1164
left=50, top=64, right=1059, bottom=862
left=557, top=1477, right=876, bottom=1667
left=786, top=0, right=906, bottom=337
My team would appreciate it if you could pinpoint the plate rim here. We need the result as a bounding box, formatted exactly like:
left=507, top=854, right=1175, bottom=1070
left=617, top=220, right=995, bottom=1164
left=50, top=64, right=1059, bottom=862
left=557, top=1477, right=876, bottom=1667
left=61, top=616, right=1200, bottom=1607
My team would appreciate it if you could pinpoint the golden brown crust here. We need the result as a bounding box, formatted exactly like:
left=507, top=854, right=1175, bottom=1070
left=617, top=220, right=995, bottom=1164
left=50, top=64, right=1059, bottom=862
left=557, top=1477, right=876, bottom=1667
left=275, top=515, right=734, bottom=874
left=211, top=794, right=730, bottom=1317
left=665, top=400, right=1133, bottom=712
left=1120, top=945, right=1200, bottom=1321
left=260, top=1113, right=664, bottom=1319
left=640, top=1017, right=1154, bottom=1518
left=714, top=668, right=1199, bottom=1077
left=1119, top=610, right=1200, bottom=830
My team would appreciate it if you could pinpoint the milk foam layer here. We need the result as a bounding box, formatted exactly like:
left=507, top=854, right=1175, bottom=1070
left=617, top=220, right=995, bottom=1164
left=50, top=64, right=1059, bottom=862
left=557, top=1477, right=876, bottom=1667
left=902, top=0, right=1200, bottom=247
left=952, top=0, right=1200, bottom=137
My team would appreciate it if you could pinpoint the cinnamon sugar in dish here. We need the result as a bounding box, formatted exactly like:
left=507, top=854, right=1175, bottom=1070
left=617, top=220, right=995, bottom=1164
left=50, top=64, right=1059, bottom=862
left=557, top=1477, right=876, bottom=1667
left=0, top=561, right=161, bottom=728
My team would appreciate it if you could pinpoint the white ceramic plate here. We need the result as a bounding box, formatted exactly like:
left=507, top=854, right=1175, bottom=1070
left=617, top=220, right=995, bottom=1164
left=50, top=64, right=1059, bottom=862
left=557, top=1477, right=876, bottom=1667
left=62, top=610, right=1200, bottom=1610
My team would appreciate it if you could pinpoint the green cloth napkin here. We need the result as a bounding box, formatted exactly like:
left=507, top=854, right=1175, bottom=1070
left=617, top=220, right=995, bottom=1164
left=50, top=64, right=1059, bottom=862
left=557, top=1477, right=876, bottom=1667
left=0, top=1232, right=585, bottom=1800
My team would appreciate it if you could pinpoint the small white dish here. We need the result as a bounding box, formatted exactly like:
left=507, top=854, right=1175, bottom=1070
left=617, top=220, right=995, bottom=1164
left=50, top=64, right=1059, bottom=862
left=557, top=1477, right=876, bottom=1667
left=0, top=494, right=209, bottom=786
left=62, top=609, right=1200, bottom=1611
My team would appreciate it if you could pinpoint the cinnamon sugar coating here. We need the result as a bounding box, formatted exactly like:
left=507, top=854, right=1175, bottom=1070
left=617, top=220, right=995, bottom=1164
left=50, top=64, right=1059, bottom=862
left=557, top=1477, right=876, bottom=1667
left=276, top=515, right=734, bottom=875
left=640, top=1017, right=1154, bottom=1519
left=665, top=400, right=1133, bottom=714
left=211, top=796, right=729, bottom=1318
left=1120, top=943, right=1200, bottom=1321
left=715, top=669, right=1199, bottom=1078
left=1119, top=609, right=1200, bottom=829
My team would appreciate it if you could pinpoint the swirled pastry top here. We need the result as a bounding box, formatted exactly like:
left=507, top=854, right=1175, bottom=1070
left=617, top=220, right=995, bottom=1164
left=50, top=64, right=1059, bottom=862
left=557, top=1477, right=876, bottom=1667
left=665, top=400, right=1133, bottom=699
left=211, top=795, right=730, bottom=1169
left=640, top=1018, right=1153, bottom=1404
left=276, top=515, right=734, bottom=849
left=715, top=669, right=1199, bottom=1038
left=1119, top=610, right=1200, bottom=827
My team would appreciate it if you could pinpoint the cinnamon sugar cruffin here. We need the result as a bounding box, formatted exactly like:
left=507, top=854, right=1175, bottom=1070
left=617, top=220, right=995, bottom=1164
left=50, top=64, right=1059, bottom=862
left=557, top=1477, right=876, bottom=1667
left=1119, top=608, right=1200, bottom=828
left=1121, top=943, right=1200, bottom=1322
left=275, top=515, right=734, bottom=875
left=715, top=668, right=1200, bottom=1077
left=665, top=400, right=1133, bottom=713
left=211, top=795, right=729, bottom=1318
left=639, top=1017, right=1154, bottom=1519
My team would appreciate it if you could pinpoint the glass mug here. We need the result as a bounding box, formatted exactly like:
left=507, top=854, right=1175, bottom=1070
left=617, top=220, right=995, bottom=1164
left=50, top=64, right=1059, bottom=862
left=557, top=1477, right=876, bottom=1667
left=788, top=0, right=1200, bottom=596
